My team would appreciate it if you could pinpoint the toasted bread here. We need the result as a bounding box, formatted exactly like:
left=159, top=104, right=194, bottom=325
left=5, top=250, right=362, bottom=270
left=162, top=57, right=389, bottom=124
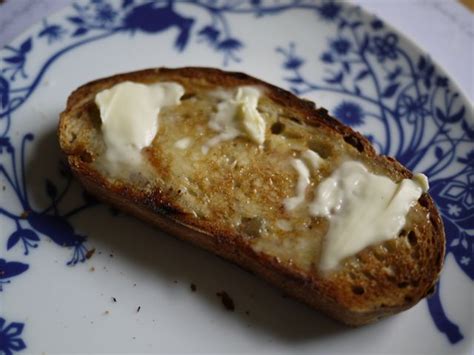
left=58, top=67, right=445, bottom=325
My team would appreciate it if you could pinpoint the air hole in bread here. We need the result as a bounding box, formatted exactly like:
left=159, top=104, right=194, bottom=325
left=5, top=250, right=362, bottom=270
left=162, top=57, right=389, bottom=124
left=271, top=121, right=285, bottom=134
left=289, top=116, right=302, bottom=125
left=88, top=103, right=102, bottom=128
left=397, top=282, right=409, bottom=289
left=407, top=231, right=417, bottom=246
left=352, top=285, right=365, bottom=295
left=80, top=151, right=92, bottom=163
left=69, top=132, right=77, bottom=144
left=307, top=140, right=332, bottom=159
left=181, top=92, right=195, bottom=100
left=239, top=217, right=264, bottom=239
left=343, top=134, right=364, bottom=152
left=418, top=195, right=430, bottom=208
left=363, top=270, right=375, bottom=280
left=411, top=279, right=420, bottom=287
left=398, top=229, right=407, bottom=238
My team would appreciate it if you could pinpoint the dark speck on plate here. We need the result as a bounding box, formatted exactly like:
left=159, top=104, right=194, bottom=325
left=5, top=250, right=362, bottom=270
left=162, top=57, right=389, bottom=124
left=85, top=248, right=96, bottom=259
left=216, top=291, right=235, bottom=311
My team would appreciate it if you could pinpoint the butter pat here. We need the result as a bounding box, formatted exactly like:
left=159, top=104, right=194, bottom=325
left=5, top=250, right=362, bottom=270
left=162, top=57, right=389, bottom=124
left=310, top=161, right=428, bottom=271
left=95, top=81, right=184, bottom=169
left=203, top=86, right=265, bottom=153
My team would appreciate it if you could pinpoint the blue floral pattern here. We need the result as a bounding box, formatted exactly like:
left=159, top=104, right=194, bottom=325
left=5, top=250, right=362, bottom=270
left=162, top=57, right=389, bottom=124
left=0, top=0, right=472, bottom=352
left=0, top=318, right=26, bottom=355
left=277, top=3, right=472, bottom=344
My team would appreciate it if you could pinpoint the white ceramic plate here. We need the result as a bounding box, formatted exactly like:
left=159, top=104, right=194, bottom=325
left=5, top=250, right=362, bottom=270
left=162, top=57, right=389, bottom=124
left=1, top=1, right=472, bottom=354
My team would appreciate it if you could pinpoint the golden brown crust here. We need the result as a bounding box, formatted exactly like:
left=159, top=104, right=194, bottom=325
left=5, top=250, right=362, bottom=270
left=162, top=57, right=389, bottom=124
left=58, top=67, right=445, bottom=325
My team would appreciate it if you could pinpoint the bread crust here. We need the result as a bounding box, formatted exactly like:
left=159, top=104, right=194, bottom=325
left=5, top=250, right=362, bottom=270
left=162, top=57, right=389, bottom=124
left=59, top=67, right=445, bottom=325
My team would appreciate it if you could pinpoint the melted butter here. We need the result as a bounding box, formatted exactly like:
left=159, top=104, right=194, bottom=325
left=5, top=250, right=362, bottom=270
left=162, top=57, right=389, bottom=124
left=301, top=150, right=324, bottom=169
left=202, top=86, right=265, bottom=153
left=284, top=159, right=310, bottom=211
left=309, top=161, right=429, bottom=271
left=95, top=81, right=184, bottom=173
left=175, top=137, right=192, bottom=149
left=284, top=150, right=324, bottom=211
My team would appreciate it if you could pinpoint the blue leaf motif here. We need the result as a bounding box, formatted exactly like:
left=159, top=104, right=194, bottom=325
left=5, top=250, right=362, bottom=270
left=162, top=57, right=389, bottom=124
left=0, top=259, right=29, bottom=279
left=447, top=106, right=465, bottom=123
left=355, top=70, right=369, bottom=81
left=342, top=61, right=350, bottom=73
left=354, top=85, right=361, bottom=95
left=73, top=28, right=88, bottom=37
left=19, top=38, right=32, bottom=53
left=418, top=56, right=426, bottom=70
left=217, top=38, right=243, bottom=51
left=461, top=239, right=468, bottom=249
left=0, top=75, right=9, bottom=109
left=7, top=232, right=21, bottom=250
left=388, top=66, right=402, bottom=81
left=7, top=229, right=40, bottom=250
left=3, top=56, right=23, bottom=64
left=436, top=107, right=446, bottom=121
left=382, top=82, right=399, bottom=98
left=435, top=146, right=443, bottom=159
left=23, top=230, right=40, bottom=242
left=450, top=238, right=460, bottom=247
left=360, top=33, right=369, bottom=53
left=324, top=71, right=343, bottom=84
left=68, top=16, right=85, bottom=24
left=285, top=77, right=303, bottom=84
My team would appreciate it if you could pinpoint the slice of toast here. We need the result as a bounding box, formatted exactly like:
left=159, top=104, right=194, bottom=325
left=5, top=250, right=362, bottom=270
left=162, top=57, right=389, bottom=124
left=58, top=67, right=445, bottom=325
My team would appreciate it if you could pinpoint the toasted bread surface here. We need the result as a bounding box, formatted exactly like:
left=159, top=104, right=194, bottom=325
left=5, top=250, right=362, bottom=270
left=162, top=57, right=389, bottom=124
left=59, top=67, right=445, bottom=325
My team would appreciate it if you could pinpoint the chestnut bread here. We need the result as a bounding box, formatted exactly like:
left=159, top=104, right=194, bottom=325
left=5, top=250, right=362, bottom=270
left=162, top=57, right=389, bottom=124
left=58, top=67, right=445, bottom=325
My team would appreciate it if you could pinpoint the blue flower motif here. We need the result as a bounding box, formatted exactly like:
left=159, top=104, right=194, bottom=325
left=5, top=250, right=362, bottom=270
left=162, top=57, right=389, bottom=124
left=458, top=149, right=474, bottom=166
left=94, top=3, right=117, bottom=24
left=0, top=137, right=13, bottom=153
left=0, top=318, right=26, bottom=355
left=441, top=174, right=474, bottom=208
left=217, top=38, right=243, bottom=65
left=397, top=94, right=429, bottom=123
left=317, top=2, right=341, bottom=21
left=330, top=38, right=351, bottom=55
left=447, top=204, right=462, bottom=217
left=371, top=19, right=384, bottom=30
left=321, top=52, right=334, bottom=63
left=436, top=76, right=449, bottom=87
left=417, top=56, right=435, bottom=89
left=284, top=55, right=304, bottom=70
left=38, top=20, right=66, bottom=44
left=198, top=25, right=220, bottom=45
left=371, top=33, right=398, bottom=62
left=333, top=101, right=365, bottom=126
left=276, top=43, right=304, bottom=70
